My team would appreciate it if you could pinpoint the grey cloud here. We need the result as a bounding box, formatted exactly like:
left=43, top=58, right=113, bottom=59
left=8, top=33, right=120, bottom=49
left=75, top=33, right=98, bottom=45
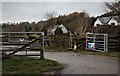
left=1, top=0, right=115, bottom=2
left=2, top=2, right=105, bottom=23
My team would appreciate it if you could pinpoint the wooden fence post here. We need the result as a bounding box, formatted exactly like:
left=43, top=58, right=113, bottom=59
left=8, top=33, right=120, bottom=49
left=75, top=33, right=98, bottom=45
left=40, top=32, right=44, bottom=59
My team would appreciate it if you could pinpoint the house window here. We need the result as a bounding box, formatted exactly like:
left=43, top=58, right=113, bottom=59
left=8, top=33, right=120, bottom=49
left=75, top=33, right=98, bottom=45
left=111, top=23, right=115, bottom=25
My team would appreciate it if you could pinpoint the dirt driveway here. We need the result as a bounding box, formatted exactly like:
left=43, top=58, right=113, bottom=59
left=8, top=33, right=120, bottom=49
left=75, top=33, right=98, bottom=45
left=15, top=51, right=118, bottom=74
left=44, top=52, right=118, bottom=74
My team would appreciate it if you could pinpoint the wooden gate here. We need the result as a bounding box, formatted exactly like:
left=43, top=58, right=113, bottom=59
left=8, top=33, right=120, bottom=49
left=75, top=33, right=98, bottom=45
left=0, top=32, right=45, bottom=59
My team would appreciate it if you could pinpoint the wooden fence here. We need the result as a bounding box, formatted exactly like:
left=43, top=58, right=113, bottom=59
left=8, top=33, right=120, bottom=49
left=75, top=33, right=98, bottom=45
left=44, top=33, right=120, bottom=52
left=108, top=35, right=120, bottom=51
left=44, top=34, right=86, bottom=51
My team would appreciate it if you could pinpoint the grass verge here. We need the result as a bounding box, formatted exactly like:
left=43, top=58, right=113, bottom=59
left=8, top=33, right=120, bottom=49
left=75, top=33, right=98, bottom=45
left=2, top=56, right=64, bottom=75
left=79, top=50, right=119, bottom=58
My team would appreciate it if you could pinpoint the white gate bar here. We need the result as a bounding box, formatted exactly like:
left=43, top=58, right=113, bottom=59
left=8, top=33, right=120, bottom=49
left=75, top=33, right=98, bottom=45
left=86, top=32, right=108, bottom=52
left=0, top=32, right=43, bottom=34
left=106, top=34, right=108, bottom=52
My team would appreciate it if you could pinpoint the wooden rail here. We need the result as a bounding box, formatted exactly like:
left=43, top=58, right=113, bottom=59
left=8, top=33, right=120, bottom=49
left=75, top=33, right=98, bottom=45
left=1, top=32, right=45, bottom=59
left=108, top=36, right=120, bottom=51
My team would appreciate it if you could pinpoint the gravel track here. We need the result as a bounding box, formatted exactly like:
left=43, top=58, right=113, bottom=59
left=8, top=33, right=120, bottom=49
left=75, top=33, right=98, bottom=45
left=14, top=51, right=118, bottom=74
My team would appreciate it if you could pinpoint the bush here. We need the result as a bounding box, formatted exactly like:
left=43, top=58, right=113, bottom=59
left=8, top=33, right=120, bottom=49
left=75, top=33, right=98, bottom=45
left=90, top=25, right=120, bottom=37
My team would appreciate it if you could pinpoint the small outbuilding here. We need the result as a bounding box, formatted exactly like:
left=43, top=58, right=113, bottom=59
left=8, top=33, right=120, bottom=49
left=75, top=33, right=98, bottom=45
left=47, top=24, right=68, bottom=35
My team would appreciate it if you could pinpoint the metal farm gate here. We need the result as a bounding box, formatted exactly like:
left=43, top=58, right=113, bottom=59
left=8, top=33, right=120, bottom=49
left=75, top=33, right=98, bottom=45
left=0, top=32, right=45, bottom=59
left=86, top=32, right=108, bottom=52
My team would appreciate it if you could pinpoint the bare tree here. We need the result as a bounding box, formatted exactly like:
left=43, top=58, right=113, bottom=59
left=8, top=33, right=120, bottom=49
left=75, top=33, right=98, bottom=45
left=105, top=1, right=120, bottom=15
left=65, top=11, right=90, bottom=37
left=78, top=12, right=90, bottom=37
left=44, top=11, right=57, bottom=19
left=42, top=11, right=57, bottom=34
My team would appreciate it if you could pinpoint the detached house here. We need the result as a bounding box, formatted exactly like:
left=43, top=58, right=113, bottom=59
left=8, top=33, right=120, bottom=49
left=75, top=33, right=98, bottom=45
left=47, top=24, right=68, bottom=35
left=94, top=16, right=120, bottom=27
left=108, top=16, right=120, bottom=25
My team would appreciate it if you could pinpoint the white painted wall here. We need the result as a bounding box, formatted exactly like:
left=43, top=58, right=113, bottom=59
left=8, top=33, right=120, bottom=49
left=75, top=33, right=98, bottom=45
left=47, top=28, right=56, bottom=35
left=47, top=24, right=68, bottom=35
left=108, top=18, right=118, bottom=26
left=61, top=27, right=68, bottom=33
left=59, top=24, right=68, bottom=33
left=94, top=19, right=103, bottom=27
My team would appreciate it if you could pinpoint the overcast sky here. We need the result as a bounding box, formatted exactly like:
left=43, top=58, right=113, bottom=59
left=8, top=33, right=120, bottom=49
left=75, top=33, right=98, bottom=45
left=1, top=0, right=115, bottom=23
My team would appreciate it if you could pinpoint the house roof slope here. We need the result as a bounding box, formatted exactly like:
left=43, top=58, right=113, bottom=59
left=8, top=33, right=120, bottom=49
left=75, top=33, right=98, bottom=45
left=113, top=16, right=120, bottom=23
left=99, top=16, right=112, bottom=24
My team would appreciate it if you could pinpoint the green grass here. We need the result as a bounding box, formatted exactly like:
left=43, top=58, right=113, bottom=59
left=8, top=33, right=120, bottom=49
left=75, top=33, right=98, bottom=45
left=30, top=34, right=40, bottom=38
left=79, top=50, right=119, bottom=58
left=2, top=56, right=64, bottom=74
